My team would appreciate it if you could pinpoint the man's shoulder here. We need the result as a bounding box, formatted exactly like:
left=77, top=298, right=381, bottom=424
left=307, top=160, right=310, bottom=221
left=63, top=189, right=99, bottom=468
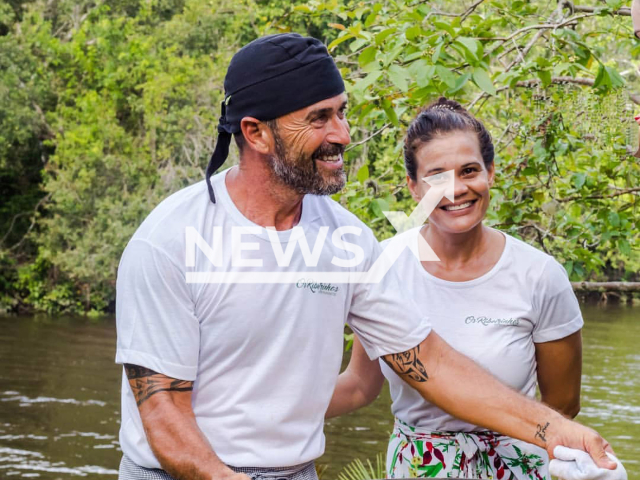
left=129, top=180, right=209, bottom=250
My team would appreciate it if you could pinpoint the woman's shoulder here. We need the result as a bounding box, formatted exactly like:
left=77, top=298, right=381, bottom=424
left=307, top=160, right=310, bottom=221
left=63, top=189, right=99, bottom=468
left=499, top=231, right=569, bottom=282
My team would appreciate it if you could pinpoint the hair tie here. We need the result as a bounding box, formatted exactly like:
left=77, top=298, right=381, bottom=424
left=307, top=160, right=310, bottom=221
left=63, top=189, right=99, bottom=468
left=432, top=104, right=456, bottom=112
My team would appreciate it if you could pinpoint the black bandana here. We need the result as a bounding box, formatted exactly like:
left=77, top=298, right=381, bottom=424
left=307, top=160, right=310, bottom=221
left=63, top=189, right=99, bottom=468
left=206, top=33, right=345, bottom=203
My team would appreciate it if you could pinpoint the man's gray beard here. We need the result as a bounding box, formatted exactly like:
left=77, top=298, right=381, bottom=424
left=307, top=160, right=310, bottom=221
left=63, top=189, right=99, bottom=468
left=267, top=132, right=346, bottom=196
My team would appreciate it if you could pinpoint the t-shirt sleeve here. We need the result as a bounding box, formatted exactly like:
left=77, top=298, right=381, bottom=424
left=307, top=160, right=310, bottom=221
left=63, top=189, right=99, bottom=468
left=531, top=258, right=583, bottom=343
left=115, top=238, right=200, bottom=381
left=347, top=234, right=432, bottom=360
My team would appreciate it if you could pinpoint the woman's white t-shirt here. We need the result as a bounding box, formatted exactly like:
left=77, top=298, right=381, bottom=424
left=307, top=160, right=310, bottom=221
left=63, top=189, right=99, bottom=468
left=379, top=228, right=583, bottom=432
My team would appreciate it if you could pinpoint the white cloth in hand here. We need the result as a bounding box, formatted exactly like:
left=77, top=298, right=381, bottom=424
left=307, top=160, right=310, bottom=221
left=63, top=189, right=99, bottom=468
left=549, top=446, right=627, bottom=480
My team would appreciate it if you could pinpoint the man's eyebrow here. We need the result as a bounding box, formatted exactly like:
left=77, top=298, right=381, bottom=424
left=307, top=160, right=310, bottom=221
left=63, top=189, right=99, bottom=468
left=305, top=102, right=348, bottom=121
left=425, top=167, right=445, bottom=175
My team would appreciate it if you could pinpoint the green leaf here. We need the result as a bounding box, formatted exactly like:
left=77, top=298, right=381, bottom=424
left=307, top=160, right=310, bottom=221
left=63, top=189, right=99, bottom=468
left=608, top=211, right=620, bottom=228
left=572, top=172, right=587, bottom=189
left=410, top=61, right=435, bottom=88
left=375, top=28, right=396, bottom=45
left=328, top=33, right=354, bottom=51
left=381, top=98, right=399, bottom=126
left=593, top=64, right=610, bottom=88
left=455, top=37, right=481, bottom=64
left=448, top=72, right=471, bottom=94
left=606, top=67, right=625, bottom=87
left=364, top=12, right=377, bottom=28
left=432, top=20, right=455, bottom=37
left=388, top=64, right=409, bottom=92
left=618, top=239, right=631, bottom=256
left=353, top=70, right=382, bottom=92
left=564, top=260, right=574, bottom=277
left=406, top=25, right=422, bottom=41
left=369, top=198, right=390, bottom=218
left=358, top=46, right=377, bottom=66
left=436, top=65, right=457, bottom=88
left=357, top=164, right=369, bottom=183
left=472, top=67, right=496, bottom=95
left=537, top=69, right=552, bottom=87
left=432, top=43, right=443, bottom=63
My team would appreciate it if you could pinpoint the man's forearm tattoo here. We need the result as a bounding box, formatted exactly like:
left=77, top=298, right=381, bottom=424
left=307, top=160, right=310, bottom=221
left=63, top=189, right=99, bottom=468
left=124, top=364, right=193, bottom=407
left=535, top=422, right=550, bottom=443
left=383, top=345, right=429, bottom=383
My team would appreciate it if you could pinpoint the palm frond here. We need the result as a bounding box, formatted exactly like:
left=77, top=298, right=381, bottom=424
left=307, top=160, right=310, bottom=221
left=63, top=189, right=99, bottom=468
left=337, top=452, right=386, bottom=480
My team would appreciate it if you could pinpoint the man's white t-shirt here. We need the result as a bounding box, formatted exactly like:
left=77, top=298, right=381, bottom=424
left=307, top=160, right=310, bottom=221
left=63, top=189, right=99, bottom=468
left=115, top=170, right=432, bottom=469
left=380, top=228, right=583, bottom=432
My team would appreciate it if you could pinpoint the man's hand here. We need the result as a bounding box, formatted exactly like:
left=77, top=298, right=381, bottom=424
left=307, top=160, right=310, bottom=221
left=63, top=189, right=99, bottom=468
left=382, top=332, right=617, bottom=472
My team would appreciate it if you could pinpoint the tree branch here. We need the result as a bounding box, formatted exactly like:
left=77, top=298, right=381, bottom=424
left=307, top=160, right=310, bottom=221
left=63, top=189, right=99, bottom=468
left=345, top=124, right=390, bottom=151
left=562, top=1, right=631, bottom=16
left=558, top=187, right=640, bottom=202
left=572, top=282, right=640, bottom=292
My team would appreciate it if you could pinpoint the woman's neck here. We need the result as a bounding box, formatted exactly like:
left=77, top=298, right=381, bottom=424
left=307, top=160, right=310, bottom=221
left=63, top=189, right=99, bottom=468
left=420, top=223, right=504, bottom=281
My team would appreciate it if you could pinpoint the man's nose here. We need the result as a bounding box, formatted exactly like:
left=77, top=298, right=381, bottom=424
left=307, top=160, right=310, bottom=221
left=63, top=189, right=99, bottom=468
left=327, top=115, right=351, bottom=146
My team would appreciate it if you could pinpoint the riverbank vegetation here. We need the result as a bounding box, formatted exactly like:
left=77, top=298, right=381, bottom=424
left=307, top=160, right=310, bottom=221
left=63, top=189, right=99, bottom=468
left=1, top=0, right=638, bottom=314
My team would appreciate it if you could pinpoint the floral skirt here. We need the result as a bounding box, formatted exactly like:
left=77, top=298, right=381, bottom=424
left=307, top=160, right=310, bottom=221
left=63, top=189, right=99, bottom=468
left=386, top=418, right=550, bottom=480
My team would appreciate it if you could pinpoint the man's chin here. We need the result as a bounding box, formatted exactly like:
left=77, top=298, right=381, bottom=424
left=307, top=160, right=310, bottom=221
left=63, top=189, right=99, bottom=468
left=310, top=171, right=346, bottom=196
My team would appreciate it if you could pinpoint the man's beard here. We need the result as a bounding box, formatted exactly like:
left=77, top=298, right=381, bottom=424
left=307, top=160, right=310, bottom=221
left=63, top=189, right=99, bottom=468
left=267, top=129, right=346, bottom=196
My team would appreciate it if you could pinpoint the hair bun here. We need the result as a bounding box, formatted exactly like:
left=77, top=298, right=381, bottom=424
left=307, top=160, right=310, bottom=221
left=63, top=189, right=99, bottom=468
left=427, top=96, right=466, bottom=114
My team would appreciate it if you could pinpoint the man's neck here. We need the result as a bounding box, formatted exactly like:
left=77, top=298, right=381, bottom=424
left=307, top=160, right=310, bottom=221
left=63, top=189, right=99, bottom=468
left=224, top=162, right=304, bottom=231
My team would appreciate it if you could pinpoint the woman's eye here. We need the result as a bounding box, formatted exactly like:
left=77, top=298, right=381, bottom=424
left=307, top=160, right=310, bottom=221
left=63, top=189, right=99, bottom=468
left=462, top=167, right=476, bottom=175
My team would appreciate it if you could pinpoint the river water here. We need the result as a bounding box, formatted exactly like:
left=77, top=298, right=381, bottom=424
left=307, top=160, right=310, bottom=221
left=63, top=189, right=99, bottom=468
left=0, top=304, right=638, bottom=479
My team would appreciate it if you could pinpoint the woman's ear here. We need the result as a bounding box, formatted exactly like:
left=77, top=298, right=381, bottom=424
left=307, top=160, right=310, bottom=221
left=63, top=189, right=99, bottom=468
left=240, top=117, right=273, bottom=155
left=487, top=162, right=496, bottom=188
left=407, top=174, right=422, bottom=203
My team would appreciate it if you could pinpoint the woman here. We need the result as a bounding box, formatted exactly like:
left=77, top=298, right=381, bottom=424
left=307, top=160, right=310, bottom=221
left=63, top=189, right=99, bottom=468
left=327, top=97, right=584, bottom=480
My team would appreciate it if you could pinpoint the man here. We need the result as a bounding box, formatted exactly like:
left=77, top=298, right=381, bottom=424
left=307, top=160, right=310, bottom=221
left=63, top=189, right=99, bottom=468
left=115, top=34, right=616, bottom=480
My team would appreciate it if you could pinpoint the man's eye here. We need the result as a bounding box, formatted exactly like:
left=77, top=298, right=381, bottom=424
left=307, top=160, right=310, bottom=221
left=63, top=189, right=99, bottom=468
left=462, top=167, right=477, bottom=175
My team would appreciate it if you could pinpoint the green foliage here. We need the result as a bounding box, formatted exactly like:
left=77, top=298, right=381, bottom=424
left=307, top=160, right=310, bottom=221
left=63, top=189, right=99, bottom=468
left=0, top=0, right=638, bottom=314
left=336, top=453, right=386, bottom=480
left=288, top=0, right=640, bottom=281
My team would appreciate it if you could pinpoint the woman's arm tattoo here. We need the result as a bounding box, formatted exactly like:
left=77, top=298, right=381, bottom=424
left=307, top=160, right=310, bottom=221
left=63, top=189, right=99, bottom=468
left=124, top=364, right=193, bottom=407
left=382, top=345, right=429, bottom=383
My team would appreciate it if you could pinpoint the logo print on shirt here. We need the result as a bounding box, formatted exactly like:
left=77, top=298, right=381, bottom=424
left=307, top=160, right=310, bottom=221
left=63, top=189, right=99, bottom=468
left=465, top=315, right=520, bottom=326
left=296, top=279, right=339, bottom=296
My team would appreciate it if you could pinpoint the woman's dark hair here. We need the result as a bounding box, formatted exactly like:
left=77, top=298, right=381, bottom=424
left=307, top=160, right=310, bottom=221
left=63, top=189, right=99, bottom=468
left=403, top=97, right=494, bottom=181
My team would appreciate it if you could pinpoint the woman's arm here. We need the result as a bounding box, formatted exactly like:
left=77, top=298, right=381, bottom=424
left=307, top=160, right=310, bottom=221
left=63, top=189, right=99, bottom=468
left=535, top=330, right=582, bottom=418
left=325, top=336, right=385, bottom=418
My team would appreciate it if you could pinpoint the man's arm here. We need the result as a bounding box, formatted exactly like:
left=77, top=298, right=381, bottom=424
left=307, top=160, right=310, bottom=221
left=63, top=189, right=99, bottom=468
left=381, top=332, right=616, bottom=469
left=325, top=337, right=385, bottom=418
left=124, top=364, right=250, bottom=480
left=535, top=330, right=582, bottom=418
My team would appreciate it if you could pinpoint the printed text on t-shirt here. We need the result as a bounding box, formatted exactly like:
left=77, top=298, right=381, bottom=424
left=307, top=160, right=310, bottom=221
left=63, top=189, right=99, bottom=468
left=465, top=315, right=520, bottom=326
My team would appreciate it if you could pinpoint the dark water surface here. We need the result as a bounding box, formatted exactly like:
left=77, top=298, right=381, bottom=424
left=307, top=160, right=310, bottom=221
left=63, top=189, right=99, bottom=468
left=0, top=305, right=638, bottom=479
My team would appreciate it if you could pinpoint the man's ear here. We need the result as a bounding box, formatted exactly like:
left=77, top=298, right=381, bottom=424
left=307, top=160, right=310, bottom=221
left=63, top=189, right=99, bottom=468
left=240, top=117, right=273, bottom=155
